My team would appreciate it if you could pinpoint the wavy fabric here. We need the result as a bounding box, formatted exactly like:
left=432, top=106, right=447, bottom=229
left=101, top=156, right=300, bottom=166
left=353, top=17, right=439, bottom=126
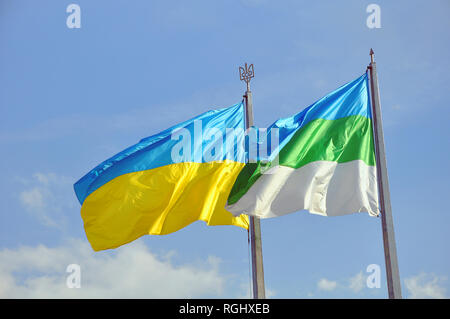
left=74, top=102, right=246, bottom=205
left=227, top=74, right=379, bottom=218
left=228, top=115, right=375, bottom=205
left=227, top=160, right=379, bottom=218
left=256, top=74, right=371, bottom=163
left=82, top=161, right=246, bottom=251
left=74, top=103, right=249, bottom=251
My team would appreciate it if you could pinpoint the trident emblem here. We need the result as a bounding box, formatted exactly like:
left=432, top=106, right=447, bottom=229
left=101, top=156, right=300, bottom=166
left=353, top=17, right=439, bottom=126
left=239, top=63, right=254, bottom=92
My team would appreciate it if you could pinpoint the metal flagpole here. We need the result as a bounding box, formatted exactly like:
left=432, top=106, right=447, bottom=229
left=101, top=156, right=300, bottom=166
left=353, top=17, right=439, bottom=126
left=367, top=49, right=402, bottom=299
left=239, top=63, right=266, bottom=299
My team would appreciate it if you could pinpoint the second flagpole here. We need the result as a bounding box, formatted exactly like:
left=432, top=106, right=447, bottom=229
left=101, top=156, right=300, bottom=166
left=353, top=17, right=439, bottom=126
left=367, top=49, right=402, bottom=299
left=239, top=63, right=266, bottom=299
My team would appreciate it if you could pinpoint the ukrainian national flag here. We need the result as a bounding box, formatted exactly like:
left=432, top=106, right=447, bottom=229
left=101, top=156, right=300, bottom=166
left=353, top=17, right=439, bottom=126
left=74, top=103, right=249, bottom=251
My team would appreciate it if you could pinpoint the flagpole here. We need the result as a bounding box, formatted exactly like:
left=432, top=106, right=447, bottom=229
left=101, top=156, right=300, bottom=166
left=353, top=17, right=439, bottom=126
left=239, top=63, right=266, bottom=299
left=367, top=49, right=402, bottom=299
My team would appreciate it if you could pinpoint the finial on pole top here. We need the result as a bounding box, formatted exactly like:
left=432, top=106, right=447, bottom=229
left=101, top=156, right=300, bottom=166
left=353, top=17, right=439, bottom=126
left=370, top=48, right=375, bottom=64
left=239, top=63, right=254, bottom=92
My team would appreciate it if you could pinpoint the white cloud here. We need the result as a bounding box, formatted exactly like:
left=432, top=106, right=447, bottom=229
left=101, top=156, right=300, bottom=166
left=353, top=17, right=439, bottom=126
left=348, top=271, right=365, bottom=293
left=314, top=271, right=369, bottom=296
left=0, top=239, right=226, bottom=298
left=20, top=187, right=45, bottom=210
left=18, top=172, right=75, bottom=228
left=237, top=282, right=277, bottom=299
left=405, top=273, right=447, bottom=299
left=266, top=288, right=277, bottom=298
left=317, top=278, right=337, bottom=291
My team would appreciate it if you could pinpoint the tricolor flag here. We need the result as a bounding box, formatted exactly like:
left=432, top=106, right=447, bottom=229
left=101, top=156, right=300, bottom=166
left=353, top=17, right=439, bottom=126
left=74, top=102, right=249, bottom=251
left=226, top=74, right=380, bottom=218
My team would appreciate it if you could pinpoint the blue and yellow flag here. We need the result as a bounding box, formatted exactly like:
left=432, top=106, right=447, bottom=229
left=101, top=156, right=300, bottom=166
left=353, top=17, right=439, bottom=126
left=74, top=103, right=249, bottom=251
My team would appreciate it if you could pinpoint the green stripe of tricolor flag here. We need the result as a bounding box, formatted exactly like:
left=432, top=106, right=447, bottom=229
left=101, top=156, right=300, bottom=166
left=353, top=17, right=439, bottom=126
left=228, top=115, right=375, bottom=205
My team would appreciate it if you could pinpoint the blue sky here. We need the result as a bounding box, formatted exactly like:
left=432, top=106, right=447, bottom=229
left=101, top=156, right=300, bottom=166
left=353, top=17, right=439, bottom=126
left=0, top=0, right=449, bottom=298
